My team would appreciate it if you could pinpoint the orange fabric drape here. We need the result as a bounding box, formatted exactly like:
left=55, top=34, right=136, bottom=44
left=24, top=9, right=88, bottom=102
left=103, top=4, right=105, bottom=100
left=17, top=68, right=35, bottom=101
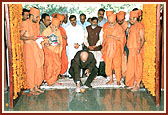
left=59, top=26, right=69, bottom=74
left=121, top=21, right=128, bottom=32
left=126, top=49, right=143, bottom=86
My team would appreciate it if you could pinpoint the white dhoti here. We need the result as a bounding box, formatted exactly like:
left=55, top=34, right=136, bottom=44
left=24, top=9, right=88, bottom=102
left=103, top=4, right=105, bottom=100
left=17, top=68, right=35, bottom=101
left=67, top=45, right=83, bottom=72
left=90, top=51, right=103, bottom=68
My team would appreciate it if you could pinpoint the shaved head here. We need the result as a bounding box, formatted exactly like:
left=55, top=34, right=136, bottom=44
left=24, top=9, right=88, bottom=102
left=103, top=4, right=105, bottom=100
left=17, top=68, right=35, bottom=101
left=80, top=51, right=88, bottom=62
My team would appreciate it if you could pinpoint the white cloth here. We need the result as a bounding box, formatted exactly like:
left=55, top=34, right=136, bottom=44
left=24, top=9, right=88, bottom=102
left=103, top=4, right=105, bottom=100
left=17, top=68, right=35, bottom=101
left=98, top=18, right=107, bottom=27
left=84, top=27, right=104, bottom=67
left=36, top=37, right=44, bottom=49
left=65, top=24, right=85, bottom=74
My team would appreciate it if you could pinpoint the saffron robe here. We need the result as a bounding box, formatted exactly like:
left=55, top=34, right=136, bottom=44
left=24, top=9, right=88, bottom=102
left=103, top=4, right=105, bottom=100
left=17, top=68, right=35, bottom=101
left=59, top=26, right=69, bottom=74
left=126, top=22, right=145, bottom=87
left=20, top=19, right=44, bottom=89
left=42, top=26, right=63, bottom=85
left=101, top=23, right=125, bottom=82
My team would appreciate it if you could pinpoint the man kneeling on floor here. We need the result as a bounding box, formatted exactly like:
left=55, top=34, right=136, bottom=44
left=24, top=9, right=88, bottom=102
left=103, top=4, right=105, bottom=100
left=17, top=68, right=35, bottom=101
left=69, top=50, right=98, bottom=92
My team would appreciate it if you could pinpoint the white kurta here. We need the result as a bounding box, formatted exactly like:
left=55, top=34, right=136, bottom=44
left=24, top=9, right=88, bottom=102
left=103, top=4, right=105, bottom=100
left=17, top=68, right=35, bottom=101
left=84, top=26, right=104, bottom=67
left=98, top=18, right=107, bottom=27
left=77, top=21, right=91, bottom=30
left=66, top=24, right=84, bottom=73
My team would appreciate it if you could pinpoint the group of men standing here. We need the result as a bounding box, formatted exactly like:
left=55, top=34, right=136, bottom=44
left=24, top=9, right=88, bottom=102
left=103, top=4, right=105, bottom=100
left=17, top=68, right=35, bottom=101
left=20, top=7, right=145, bottom=95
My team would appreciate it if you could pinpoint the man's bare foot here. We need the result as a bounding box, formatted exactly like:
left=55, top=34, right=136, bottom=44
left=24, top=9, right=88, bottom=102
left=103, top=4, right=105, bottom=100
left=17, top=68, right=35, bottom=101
left=126, top=86, right=134, bottom=89
left=29, top=89, right=40, bottom=95
left=29, top=91, right=40, bottom=95
left=75, top=82, right=81, bottom=93
left=117, top=81, right=121, bottom=85
left=131, top=86, right=140, bottom=92
left=35, top=88, right=44, bottom=93
left=106, top=79, right=114, bottom=85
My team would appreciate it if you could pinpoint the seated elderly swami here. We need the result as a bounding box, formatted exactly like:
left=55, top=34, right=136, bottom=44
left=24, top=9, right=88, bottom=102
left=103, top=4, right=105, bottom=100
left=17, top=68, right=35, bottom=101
left=69, top=50, right=98, bottom=92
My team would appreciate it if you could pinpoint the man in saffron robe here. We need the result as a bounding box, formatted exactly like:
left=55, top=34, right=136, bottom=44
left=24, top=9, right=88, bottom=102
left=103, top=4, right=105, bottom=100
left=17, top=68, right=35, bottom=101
left=132, top=8, right=144, bottom=28
left=100, top=11, right=114, bottom=77
left=101, top=13, right=125, bottom=85
left=132, top=9, right=145, bottom=62
left=132, top=9, right=145, bottom=89
left=56, top=14, right=69, bottom=76
left=102, top=11, right=114, bottom=32
left=22, top=8, right=30, bottom=21
left=116, top=11, right=129, bottom=31
left=116, top=11, right=129, bottom=79
left=20, top=7, right=44, bottom=95
left=125, top=11, right=145, bottom=91
left=41, top=18, right=63, bottom=86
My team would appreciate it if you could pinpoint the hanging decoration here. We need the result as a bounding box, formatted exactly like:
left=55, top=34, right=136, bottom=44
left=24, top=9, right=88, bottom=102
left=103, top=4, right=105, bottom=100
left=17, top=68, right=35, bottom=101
left=8, top=4, right=26, bottom=99
left=142, top=4, right=157, bottom=96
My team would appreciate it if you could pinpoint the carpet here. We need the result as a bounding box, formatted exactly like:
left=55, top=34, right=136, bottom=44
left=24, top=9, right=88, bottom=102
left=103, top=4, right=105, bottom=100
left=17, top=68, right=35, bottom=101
left=40, top=75, right=125, bottom=90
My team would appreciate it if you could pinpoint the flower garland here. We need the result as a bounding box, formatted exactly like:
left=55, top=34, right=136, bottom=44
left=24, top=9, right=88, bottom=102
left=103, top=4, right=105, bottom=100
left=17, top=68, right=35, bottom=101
left=142, top=4, right=156, bottom=96
left=8, top=4, right=26, bottom=99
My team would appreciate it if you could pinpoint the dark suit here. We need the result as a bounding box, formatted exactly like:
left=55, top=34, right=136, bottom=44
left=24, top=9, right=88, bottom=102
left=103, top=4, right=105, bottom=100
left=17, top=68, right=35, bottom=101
left=69, top=50, right=98, bottom=87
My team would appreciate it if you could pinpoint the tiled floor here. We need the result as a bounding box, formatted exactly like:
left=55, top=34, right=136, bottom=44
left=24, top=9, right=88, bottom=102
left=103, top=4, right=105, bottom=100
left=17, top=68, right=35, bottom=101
left=4, top=88, right=164, bottom=112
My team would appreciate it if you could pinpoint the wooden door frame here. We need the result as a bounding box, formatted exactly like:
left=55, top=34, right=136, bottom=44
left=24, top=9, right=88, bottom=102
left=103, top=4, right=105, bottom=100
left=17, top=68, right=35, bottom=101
left=156, top=4, right=161, bottom=107
left=5, top=4, right=14, bottom=109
